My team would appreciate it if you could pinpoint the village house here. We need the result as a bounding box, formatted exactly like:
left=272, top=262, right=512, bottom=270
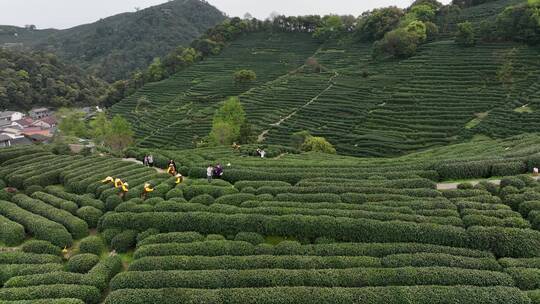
left=29, top=107, right=51, bottom=119
left=32, top=116, right=57, bottom=129
left=0, top=111, right=24, bottom=122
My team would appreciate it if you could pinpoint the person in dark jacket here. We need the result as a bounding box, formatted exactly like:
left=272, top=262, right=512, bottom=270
left=214, top=163, right=223, bottom=178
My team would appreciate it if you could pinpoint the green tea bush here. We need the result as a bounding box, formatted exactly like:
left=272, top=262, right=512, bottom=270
left=138, top=232, right=204, bottom=246
left=214, top=193, right=257, bottom=206
left=181, top=185, right=238, bottom=200
left=136, top=228, right=160, bottom=243
left=500, top=258, right=540, bottom=268
left=506, top=267, right=540, bottom=290
left=82, top=255, right=123, bottom=291
left=501, top=177, right=527, bottom=189
left=275, top=193, right=342, bottom=203
left=110, top=267, right=514, bottom=289
left=234, top=232, right=265, bottom=245
left=21, top=240, right=61, bottom=256
left=11, top=195, right=88, bottom=239
left=0, top=264, right=63, bottom=285
left=458, top=182, right=474, bottom=190
left=520, top=201, right=540, bottom=217
left=474, top=181, right=499, bottom=195
left=105, top=195, right=123, bottom=212
left=165, top=188, right=183, bottom=200
left=240, top=186, right=256, bottom=194
left=234, top=181, right=291, bottom=190
left=100, top=211, right=471, bottom=248
left=0, top=285, right=101, bottom=304
left=31, top=192, right=78, bottom=214
left=0, top=215, right=25, bottom=246
left=66, top=254, right=100, bottom=273
left=381, top=253, right=501, bottom=270
left=189, top=194, right=215, bottom=205
left=468, top=226, right=540, bottom=257
left=144, top=197, right=165, bottom=206
left=340, top=193, right=368, bottom=204
left=134, top=240, right=492, bottom=259
left=0, top=252, right=62, bottom=264
left=45, top=186, right=104, bottom=210
left=24, top=185, right=43, bottom=196
left=111, top=230, right=137, bottom=253
left=463, top=215, right=531, bottom=228
left=129, top=255, right=382, bottom=271
left=4, top=271, right=85, bottom=288
left=78, top=236, right=106, bottom=256
left=492, top=162, right=527, bottom=177
left=104, top=286, right=530, bottom=304
left=0, top=200, right=72, bottom=247
left=101, top=228, right=121, bottom=245
left=206, top=234, right=226, bottom=241
left=76, top=206, right=103, bottom=228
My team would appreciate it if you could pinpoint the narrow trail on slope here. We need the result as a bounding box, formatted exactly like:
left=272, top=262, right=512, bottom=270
left=122, top=158, right=166, bottom=174
left=436, top=176, right=540, bottom=190
left=258, top=71, right=340, bottom=143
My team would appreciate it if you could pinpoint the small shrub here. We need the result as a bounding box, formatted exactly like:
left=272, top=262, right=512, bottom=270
left=206, top=234, right=225, bottom=241
left=67, top=253, right=100, bottom=273
left=166, top=188, right=183, bottom=200
left=105, top=195, right=123, bottom=211
left=79, top=236, right=106, bottom=256
left=137, top=228, right=160, bottom=243
left=190, top=194, right=215, bottom=206
left=501, top=177, right=526, bottom=190
left=234, top=232, right=265, bottom=245
left=111, top=230, right=138, bottom=253
left=76, top=206, right=103, bottom=228
left=458, top=183, right=474, bottom=190
left=25, top=185, right=43, bottom=195
left=21, top=240, right=61, bottom=256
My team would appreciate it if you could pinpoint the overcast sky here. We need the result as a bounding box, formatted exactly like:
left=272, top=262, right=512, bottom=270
left=0, top=0, right=451, bottom=30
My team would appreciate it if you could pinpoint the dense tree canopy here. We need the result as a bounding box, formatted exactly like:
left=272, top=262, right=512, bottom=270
left=0, top=48, right=108, bottom=110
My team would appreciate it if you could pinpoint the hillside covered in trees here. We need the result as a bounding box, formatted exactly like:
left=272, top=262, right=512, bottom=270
left=0, top=0, right=226, bottom=82
left=0, top=48, right=109, bottom=110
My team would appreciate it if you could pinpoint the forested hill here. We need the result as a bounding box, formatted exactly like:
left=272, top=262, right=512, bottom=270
left=0, top=0, right=226, bottom=82
left=0, top=48, right=109, bottom=110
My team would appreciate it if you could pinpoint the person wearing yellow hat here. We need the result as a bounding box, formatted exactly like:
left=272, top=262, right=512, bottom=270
left=142, top=182, right=154, bottom=199
left=175, top=173, right=184, bottom=185
left=114, top=178, right=124, bottom=188
left=101, top=176, right=115, bottom=184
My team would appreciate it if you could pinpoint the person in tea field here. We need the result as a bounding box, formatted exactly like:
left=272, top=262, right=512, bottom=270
left=143, top=155, right=149, bottom=166
left=101, top=176, right=115, bottom=184
left=534, top=167, right=539, bottom=176
left=167, top=160, right=177, bottom=175
left=120, top=182, right=129, bottom=198
left=232, top=142, right=241, bottom=151
left=175, top=173, right=184, bottom=185
left=214, top=163, right=224, bottom=179
left=142, top=182, right=154, bottom=199
left=207, top=165, right=214, bottom=183
left=148, top=154, right=154, bottom=167
left=114, top=178, right=124, bottom=188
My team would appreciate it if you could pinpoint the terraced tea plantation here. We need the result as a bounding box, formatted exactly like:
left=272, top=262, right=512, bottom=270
left=109, top=0, right=540, bottom=157
left=0, top=136, right=538, bottom=303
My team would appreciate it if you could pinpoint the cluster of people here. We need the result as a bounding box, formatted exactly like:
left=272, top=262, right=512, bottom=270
left=167, top=159, right=184, bottom=184
left=101, top=176, right=129, bottom=197
left=143, top=154, right=154, bottom=167
left=206, top=163, right=224, bottom=183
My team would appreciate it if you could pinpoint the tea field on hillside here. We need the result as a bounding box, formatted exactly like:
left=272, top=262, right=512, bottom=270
left=110, top=29, right=540, bottom=157
left=0, top=137, right=540, bottom=302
